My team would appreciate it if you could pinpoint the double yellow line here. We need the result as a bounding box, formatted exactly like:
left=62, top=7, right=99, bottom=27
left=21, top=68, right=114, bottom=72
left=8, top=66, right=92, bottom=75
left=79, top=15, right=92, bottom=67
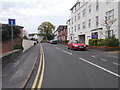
left=31, top=44, right=45, bottom=90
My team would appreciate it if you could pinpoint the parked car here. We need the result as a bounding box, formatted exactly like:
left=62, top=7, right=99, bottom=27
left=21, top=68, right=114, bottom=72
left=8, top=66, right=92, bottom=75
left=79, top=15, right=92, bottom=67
left=49, top=40, right=57, bottom=44
left=68, top=40, right=86, bottom=50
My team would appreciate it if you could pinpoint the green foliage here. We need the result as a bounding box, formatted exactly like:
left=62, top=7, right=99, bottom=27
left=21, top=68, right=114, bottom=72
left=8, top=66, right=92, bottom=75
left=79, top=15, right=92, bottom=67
left=46, top=34, right=54, bottom=40
left=63, top=40, right=69, bottom=43
left=2, top=24, right=20, bottom=42
left=13, top=45, right=24, bottom=50
left=38, top=22, right=55, bottom=40
left=89, top=37, right=119, bottom=47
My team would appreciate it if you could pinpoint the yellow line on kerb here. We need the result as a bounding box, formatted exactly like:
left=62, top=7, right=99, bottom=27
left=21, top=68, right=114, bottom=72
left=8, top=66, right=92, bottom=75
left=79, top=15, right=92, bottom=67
left=37, top=44, right=45, bottom=89
left=31, top=44, right=44, bottom=90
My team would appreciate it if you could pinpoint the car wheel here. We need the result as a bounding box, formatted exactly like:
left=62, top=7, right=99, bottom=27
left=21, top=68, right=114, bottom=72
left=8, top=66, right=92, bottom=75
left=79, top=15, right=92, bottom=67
left=67, top=46, right=70, bottom=49
left=72, top=46, right=74, bottom=50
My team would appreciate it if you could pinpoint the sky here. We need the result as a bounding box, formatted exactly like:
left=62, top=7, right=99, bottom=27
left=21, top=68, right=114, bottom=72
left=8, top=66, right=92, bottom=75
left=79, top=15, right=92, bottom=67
left=0, top=0, right=77, bottom=34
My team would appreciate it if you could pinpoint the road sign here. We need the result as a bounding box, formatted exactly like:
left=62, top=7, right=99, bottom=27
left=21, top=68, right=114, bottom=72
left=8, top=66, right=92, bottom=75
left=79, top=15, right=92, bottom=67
left=8, top=19, right=16, bottom=26
left=8, top=19, right=16, bottom=57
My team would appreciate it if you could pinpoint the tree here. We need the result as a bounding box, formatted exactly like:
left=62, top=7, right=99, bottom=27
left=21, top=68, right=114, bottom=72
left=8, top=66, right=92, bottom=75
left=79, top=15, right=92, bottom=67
left=38, top=22, right=55, bottom=40
left=100, top=16, right=117, bottom=39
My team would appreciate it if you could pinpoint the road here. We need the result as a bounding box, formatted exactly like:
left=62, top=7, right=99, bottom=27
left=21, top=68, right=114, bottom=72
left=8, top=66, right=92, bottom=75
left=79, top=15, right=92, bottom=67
left=2, top=43, right=119, bottom=89
left=41, top=43, right=119, bottom=88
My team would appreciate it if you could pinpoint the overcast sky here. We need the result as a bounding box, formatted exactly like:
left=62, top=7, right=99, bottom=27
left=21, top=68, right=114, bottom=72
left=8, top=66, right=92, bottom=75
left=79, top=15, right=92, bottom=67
left=0, top=0, right=77, bottom=33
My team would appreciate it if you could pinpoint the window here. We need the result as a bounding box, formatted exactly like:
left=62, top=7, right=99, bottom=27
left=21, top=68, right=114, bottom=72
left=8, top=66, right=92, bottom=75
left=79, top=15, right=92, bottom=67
left=82, top=9, right=86, bottom=17
left=82, top=22, right=86, bottom=29
left=96, top=16, right=99, bottom=26
left=106, top=9, right=114, bottom=21
left=106, top=30, right=114, bottom=38
left=96, top=0, right=99, bottom=11
left=106, top=0, right=112, bottom=4
left=88, top=19, right=91, bottom=28
left=91, top=32, right=98, bottom=39
left=78, top=24, right=80, bottom=30
left=74, top=26, right=76, bottom=32
left=89, top=5, right=91, bottom=13
left=75, top=7, right=76, bottom=11
left=78, top=13, right=80, bottom=20
left=71, top=10, right=73, bottom=13
left=71, top=18, right=73, bottom=24
left=72, top=27, right=73, bottom=33
left=78, top=2, right=80, bottom=7
left=75, top=16, right=76, bottom=22
left=69, top=28, right=70, bottom=33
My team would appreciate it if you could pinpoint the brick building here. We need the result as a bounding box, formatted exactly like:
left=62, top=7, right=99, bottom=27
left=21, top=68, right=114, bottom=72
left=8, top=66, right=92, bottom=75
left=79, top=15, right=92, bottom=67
left=57, top=25, right=68, bottom=41
left=0, top=23, right=24, bottom=53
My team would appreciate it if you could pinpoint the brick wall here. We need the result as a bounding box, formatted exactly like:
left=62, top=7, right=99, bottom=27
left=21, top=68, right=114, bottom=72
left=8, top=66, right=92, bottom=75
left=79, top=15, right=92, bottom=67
left=0, top=38, right=22, bottom=53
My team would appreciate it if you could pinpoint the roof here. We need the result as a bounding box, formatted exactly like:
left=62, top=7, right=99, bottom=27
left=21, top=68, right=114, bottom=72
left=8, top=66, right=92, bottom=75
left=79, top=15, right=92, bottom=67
left=57, top=25, right=67, bottom=31
left=70, top=1, right=80, bottom=10
left=1, top=23, right=24, bottom=28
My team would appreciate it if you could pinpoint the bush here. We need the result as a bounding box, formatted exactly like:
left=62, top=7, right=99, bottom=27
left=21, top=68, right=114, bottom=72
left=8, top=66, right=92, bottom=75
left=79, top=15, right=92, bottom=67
left=89, top=37, right=119, bottom=47
left=63, top=40, right=69, bottom=43
left=13, top=45, right=24, bottom=50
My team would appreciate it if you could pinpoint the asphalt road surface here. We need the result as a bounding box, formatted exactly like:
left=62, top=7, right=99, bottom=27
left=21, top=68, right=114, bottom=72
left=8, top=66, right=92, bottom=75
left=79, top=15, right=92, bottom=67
left=41, top=43, right=119, bottom=88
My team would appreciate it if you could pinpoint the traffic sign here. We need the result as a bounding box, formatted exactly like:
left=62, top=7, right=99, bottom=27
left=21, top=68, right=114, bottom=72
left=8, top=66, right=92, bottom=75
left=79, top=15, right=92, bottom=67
left=8, top=19, right=16, bottom=26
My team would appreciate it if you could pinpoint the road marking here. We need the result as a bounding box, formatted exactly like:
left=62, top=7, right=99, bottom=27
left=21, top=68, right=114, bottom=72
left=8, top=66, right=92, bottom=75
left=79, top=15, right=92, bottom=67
left=113, top=62, right=120, bottom=66
left=91, top=55, right=96, bottom=58
left=31, top=45, right=43, bottom=89
left=107, top=55, right=118, bottom=59
left=37, top=44, right=45, bottom=89
left=100, top=58, right=107, bottom=61
left=79, top=57, right=120, bottom=77
left=56, top=47, right=61, bottom=50
left=62, top=50, right=72, bottom=55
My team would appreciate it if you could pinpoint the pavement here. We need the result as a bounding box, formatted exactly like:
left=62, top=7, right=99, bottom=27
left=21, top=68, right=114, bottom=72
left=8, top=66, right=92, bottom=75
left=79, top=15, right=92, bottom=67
left=41, top=43, right=119, bottom=88
left=2, top=44, right=40, bottom=88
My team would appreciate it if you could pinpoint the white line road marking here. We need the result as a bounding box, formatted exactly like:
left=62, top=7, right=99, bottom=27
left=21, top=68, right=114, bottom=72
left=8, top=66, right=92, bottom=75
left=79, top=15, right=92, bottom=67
left=62, top=50, right=72, bottom=55
left=91, top=55, right=96, bottom=58
left=107, top=55, right=118, bottom=59
left=79, top=57, right=120, bottom=77
left=100, top=58, right=107, bottom=61
left=113, top=62, right=120, bottom=66
left=56, top=47, right=61, bottom=50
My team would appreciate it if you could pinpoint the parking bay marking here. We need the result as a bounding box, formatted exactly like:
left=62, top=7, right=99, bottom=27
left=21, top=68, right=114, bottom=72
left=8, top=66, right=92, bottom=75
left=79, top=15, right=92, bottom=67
left=113, top=62, right=120, bottom=66
left=91, top=55, right=96, bottom=58
left=62, top=50, right=72, bottom=55
left=79, top=57, right=120, bottom=77
left=56, top=47, right=61, bottom=50
left=100, top=58, right=107, bottom=61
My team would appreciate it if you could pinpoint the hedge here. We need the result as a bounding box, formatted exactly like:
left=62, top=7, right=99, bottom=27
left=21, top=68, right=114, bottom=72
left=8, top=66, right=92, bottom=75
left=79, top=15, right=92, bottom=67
left=89, top=37, right=119, bottom=47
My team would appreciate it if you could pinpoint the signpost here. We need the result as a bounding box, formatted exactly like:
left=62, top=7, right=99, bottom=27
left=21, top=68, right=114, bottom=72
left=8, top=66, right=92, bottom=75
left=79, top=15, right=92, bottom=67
left=8, top=19, right=16, bottom=57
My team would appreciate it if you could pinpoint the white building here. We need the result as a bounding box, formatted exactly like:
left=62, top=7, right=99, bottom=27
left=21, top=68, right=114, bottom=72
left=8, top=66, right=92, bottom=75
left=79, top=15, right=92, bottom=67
left=67, top=0, right=120, bottom=45
left=53, top=29, right=58, bottom=40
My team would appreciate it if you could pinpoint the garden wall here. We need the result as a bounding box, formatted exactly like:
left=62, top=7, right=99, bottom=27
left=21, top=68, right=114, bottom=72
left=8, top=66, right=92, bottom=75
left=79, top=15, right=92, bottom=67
left=0, top=38, right=22, bottom=53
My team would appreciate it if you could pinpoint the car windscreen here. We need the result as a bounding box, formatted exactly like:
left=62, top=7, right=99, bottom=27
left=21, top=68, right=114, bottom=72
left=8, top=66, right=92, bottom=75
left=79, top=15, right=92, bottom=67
left=73, top=41, right=84, bottom=44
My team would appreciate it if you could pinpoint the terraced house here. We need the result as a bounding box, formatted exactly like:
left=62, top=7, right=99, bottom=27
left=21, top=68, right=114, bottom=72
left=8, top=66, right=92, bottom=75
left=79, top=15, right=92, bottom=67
left=67, top=0, right=120, bottom=45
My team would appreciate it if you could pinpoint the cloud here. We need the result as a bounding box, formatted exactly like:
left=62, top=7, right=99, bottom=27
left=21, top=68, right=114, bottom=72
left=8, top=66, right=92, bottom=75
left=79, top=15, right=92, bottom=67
left=0, top=0, right=77, bottom=33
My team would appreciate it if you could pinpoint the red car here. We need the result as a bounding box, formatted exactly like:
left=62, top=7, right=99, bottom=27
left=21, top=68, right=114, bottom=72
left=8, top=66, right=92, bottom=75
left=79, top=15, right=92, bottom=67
left=68, top=41, right=86, bottom=50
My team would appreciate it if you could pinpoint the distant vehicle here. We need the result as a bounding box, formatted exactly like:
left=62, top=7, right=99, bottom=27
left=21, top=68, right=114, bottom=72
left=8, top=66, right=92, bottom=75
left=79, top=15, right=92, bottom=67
left=46, top=40, right=50, bottom=43
left=49, top=40, right=57, bottom=44
left=68, top=41, right=86, bottom=50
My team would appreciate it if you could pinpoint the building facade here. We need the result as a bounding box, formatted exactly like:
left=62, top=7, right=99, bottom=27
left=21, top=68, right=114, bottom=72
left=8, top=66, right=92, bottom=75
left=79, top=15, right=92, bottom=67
left=53, top=29, right=58, bottom=40
left=67, top=0, right=120, bottom=45
left=57, top=25, right=68, bottom=41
